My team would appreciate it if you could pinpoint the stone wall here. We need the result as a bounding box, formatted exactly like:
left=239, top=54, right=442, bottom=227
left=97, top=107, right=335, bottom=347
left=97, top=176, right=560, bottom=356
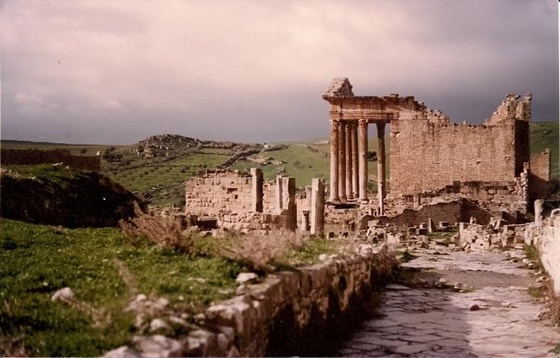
left=524, top=209, right=560, bottom=294
left=185, top=170, right=309, bottom=233
left=187, top=245, right=397, bottom=356
left=184, top=170, right=254, bottom=215
left=530, top=149, right=553, bottom=199
left=387, top=177, right=529, bottom=221
left=1, top=149, right=101, bottom=171
left=390, top=94, right=531, bottom=196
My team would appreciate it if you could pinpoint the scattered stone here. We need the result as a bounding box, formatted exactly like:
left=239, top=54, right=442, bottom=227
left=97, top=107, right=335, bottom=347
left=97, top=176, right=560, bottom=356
left=154, top=297, right=170, bottom=310
left=194, top=313, right=206, bottom=322
left=149, top=318, right=171, bottom=333
left=102, top=346, right=142, bottom=358
left=168, top=316, right=188, bottom=327
left=469, top=304, right=481, bottom=311
left=236, top=272, right=259, bottom=285
left=51, top=287, right=74, bottom=302
left=133, top=335, right=183, bottom=358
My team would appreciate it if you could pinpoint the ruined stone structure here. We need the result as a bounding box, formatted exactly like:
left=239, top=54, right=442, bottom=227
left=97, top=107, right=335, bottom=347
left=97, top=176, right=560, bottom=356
left=184, top=169, right=325, bottom=234
left=323, top=78, right=550, bottom=219
left=390, top=93, right=531, bottom=195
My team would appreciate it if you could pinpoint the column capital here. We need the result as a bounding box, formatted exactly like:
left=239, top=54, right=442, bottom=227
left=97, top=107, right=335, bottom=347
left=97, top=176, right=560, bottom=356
left=330, top=118, right=341, bottom=129
left=358, top=118, right=369, bottom=127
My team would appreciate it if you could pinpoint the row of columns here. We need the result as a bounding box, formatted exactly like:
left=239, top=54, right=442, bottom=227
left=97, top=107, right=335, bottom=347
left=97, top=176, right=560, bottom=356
left=329, top=119, right=387, bottom=214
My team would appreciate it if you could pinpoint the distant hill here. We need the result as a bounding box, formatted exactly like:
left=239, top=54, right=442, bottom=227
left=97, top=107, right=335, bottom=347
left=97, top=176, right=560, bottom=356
left=2, top=121, right=558, bottom=206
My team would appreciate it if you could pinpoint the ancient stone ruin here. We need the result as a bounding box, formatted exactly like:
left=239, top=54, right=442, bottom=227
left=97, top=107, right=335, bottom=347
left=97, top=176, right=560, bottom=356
left=183, top=77, right=553, bottom=240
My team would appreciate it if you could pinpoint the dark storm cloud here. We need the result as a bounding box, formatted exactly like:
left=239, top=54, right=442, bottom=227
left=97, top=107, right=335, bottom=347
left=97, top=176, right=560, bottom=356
left=1, top=0, right=557, bottom=144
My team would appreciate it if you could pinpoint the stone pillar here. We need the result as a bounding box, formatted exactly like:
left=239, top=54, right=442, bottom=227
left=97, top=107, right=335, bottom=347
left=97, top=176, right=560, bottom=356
left=338, top=121, right=347, bottom=202
left=345, top=122, right=353, bottom=200
left=535, top=199, right=543, bottom=225
left=358, top=119, right=369, bottom=202
left=329, top=119, right=340, bottom=203
left=301, top=210, right=310, bottom=232
left=376, top=122, right=386, bottom=215
left=276, top=175, right=284, bottom=210
left=311, top=178, right=325, bottom=236
left=351, top=123, right=359, bottom=199
left=250, top=168, right=263, bottom=212
left=428, top=218, right=436, bottom=233
left=281, top=177, right=292, bottom=210
left=284, top=177, right=297, bottom=231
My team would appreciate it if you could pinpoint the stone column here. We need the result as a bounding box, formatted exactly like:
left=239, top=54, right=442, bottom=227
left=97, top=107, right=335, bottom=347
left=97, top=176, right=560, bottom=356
left=329, top=119, right=340, bottom=203
left=358, top=119, right=369, bottom=202
left=301, top=210, right=310, bottom=232
left=534, top=199, right=543, bottom=225
left=345, top=122, right=353, bottom=200
left=376, top=122, right=386, bottom=215
left=276, top=175, right=284, bottom=211
left=338, top=121, right=347, bottom=202
left=284, top=177, right=297, bottom=231
left=311, top=178, right=325, bottom=236
left=351, top=123, right=359, bottom=199
left=250, top=168, right=263, bottom=212
left=281, top=177, right=292, bottom=210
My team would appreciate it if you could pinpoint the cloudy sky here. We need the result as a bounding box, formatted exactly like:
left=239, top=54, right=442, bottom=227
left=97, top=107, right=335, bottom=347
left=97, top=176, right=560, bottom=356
left=2, top=0, right=558, bottom=144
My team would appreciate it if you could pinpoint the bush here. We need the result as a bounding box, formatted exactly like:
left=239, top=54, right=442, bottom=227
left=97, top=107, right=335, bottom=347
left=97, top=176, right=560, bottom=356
left=119, top=204, right=192, bottom=253
left=216, top=230, right=305, bottom=273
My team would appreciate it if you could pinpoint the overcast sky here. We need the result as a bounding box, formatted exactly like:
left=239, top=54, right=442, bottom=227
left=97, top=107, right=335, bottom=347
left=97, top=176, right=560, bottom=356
left=1, top=0, right=558, bottom=144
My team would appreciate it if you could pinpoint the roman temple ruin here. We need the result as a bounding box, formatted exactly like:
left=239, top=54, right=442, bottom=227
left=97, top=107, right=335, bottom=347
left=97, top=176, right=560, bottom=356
left=183, top=77, right=553, bottom=239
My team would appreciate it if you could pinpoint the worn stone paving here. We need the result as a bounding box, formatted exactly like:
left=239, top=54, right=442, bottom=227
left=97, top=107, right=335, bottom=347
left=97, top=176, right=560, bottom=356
left=338, top=246, right=560, bottom=357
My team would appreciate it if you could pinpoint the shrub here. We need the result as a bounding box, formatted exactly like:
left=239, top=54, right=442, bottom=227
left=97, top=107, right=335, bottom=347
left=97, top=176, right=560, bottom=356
left=119, top=204, right=192, bottom=253
left=216, top=230, right=305, bottom=273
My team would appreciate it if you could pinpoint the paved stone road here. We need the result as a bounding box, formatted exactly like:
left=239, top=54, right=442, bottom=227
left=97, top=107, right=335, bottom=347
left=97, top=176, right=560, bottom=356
left=338, top=246, right=560, bottom=357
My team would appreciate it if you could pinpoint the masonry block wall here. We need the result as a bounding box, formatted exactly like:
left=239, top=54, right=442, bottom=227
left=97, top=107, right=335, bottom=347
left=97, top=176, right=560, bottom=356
left=185, top=170, right=256, bottom=215
left=390, top=94, right=531, bottom=196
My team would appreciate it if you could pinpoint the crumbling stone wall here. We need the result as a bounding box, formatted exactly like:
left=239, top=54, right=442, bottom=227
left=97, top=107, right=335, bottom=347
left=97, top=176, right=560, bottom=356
left=1, top=149, right=101, bottom=171
left=188, top=246, right=397, bottom=356
left=185, top=169, right=307, bottom=233
left=185, top=170, right=255, bottom=216
left=387, top=177, right=529, bottom=221
left=524, top=208, right=560, bottom=294
left=530, top=149, right=553, bottom=199
left=390, top=94, right=531, bottom=196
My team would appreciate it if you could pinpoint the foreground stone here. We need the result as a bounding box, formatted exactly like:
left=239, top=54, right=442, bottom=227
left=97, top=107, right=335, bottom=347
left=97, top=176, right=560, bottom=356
left=338, top=246, right=560, bottom=357
left=104, top=244, right=398, bottom=357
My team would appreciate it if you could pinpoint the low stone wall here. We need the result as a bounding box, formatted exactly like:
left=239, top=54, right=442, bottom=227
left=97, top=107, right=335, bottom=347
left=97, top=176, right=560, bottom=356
left=525, top=210, right=560, bottom=294
left=1, top=148, right=101, bottom=171
left=104, top=245, right=398, bottom=357
left=387, top=178, right=529, bottom=221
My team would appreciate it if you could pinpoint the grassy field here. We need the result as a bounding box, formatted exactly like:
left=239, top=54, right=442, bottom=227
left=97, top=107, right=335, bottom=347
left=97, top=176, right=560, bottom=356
left=0, top=217, right=340, bottom=356
left=0, top=218, right=244, bottom=356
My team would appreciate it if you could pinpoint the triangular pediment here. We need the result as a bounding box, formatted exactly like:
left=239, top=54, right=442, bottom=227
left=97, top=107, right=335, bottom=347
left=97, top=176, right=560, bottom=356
left=323, top=77, right=354, bottom=97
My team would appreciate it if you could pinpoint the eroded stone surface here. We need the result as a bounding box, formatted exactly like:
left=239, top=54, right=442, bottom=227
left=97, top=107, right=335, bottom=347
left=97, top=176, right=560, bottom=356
left=338, top=246, right=560, bottom=357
